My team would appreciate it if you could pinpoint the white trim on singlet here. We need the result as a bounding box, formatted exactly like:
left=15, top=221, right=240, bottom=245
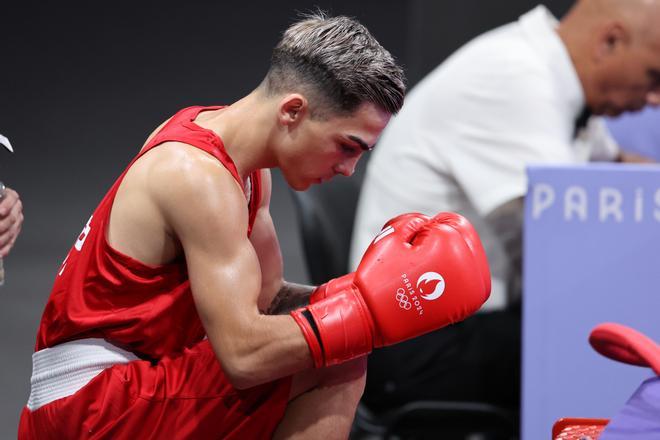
left=27, top=338, right=139, bottom=411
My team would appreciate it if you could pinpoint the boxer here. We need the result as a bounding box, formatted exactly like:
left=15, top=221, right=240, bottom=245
left=19, top=12, right=489, bottom=439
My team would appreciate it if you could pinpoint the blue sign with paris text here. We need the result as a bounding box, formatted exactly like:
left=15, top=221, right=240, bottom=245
left=522, top=163, right=660, bottom=440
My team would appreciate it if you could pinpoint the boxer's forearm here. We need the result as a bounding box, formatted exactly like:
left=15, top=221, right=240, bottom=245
left=207, top=312, right=315, bottom=389
left=266, top=281, right=315, bottom=315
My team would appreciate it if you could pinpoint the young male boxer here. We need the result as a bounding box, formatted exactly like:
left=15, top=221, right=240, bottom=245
left=19, top=13, right=490, bottom=439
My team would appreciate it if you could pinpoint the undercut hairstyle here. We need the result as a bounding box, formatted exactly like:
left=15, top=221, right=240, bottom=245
left=263, top=12, right=406, bottom=118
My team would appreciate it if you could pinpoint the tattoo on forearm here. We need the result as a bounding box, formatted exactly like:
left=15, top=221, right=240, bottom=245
left=266, top=282, right=315, bottom=315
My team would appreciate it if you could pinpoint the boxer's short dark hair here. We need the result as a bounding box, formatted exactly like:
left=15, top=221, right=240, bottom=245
left=263, top=11, right=406, bottom=118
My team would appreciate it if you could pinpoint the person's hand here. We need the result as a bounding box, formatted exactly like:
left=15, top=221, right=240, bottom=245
left=618, top=150, right=656, bottom=163
left=0, top=188, right=23, bottom=257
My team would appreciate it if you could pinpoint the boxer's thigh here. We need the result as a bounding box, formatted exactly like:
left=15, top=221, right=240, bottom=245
left=105, top=339, right=292, bottom=439
left=288, top=355, right=367, bottom=401
left=20, top=340, right=292, bottom=439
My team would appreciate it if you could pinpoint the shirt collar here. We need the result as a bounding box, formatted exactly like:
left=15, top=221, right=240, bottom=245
left=518, top=5, right=585, bottom=120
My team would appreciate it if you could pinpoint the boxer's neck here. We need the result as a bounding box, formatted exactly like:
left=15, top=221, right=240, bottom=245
left=194, top=91, right=276, bottom=182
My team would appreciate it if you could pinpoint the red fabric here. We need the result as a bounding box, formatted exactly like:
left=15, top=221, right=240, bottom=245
left=35, top=105, right=262, bottom=359
left=589, top=322, right=660, bottom=376
left=552, top=418, right=609, bottom=439
left=19, top=340, right=291, bottom=439
left=19, top=107, right=282, bottom=438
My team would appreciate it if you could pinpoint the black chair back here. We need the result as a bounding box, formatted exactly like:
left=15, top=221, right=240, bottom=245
left=289, top=173, right=363, bottom=285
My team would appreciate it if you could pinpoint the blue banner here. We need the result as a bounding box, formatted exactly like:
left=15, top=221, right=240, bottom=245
left=522, top=164, right=660, bottom=439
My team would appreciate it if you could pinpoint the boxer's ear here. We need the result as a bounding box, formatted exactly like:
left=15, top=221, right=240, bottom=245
left=278, top=94, right=308, bottom=127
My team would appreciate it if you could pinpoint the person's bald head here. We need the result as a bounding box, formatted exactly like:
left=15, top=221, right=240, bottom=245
left=559, top=0, right=660, bottom=115
left=591, top=0, right=660, bottom=39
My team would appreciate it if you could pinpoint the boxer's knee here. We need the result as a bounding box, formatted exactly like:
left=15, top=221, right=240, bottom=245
left=288, top=356, right=367, bottom=402
left=323, top=356, right=367, bottom=404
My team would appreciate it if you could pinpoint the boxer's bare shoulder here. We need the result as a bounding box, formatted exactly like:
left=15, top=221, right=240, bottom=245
left=107, top=140, right=247, bottom=266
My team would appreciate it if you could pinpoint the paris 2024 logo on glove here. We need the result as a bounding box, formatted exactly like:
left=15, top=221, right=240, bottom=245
left=372, top=223, right=446, bottom=317
left=397, top=272, right=445, bottom=316
left=417, top=272, right=445, bottom=300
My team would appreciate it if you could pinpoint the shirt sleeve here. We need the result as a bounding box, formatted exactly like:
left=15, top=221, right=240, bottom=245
left=423, top=63, right=579, bottom=217
left=582, top=117, right=620, bottom=162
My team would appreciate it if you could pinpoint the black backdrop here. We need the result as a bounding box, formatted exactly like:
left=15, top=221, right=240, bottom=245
left=0, top=1, right=572, bottom=434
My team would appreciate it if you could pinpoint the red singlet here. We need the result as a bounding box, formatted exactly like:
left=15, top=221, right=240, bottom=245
left=19, top=106, right=291, bottom=439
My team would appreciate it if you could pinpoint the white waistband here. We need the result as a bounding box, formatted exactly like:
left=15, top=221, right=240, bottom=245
left=27, top=338, right=139, bottom=411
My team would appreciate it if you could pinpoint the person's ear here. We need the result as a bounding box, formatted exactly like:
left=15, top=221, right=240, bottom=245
left=278, top=94, right=308, bottom=127
left=595, top=21, right=629, bottom=62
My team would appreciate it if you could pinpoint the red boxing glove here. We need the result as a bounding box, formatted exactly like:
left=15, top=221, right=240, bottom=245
left=291, top=212, right=491, bottom=367
left=308, top=213, right=428, bottom=305
left=309, top=273, right=355, bottom=304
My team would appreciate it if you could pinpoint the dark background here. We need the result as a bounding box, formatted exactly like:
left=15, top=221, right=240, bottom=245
left=0, top=0, right=572, bottom=435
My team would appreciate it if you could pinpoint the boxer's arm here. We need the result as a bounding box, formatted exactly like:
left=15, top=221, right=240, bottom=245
left=267, top=282, right=315, bottom=315
left=251, top=212, right=314, bottom=313
left=153, top=149, right=313, bottom=389
left=247, top=170, right=315, bottom=314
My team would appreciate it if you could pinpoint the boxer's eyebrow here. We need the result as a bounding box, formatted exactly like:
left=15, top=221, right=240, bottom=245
left=348, top=135, right=372, bottom=151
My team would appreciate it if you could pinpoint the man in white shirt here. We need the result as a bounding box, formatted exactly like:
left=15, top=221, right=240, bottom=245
left=351, top=0, right=660, bottom=414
